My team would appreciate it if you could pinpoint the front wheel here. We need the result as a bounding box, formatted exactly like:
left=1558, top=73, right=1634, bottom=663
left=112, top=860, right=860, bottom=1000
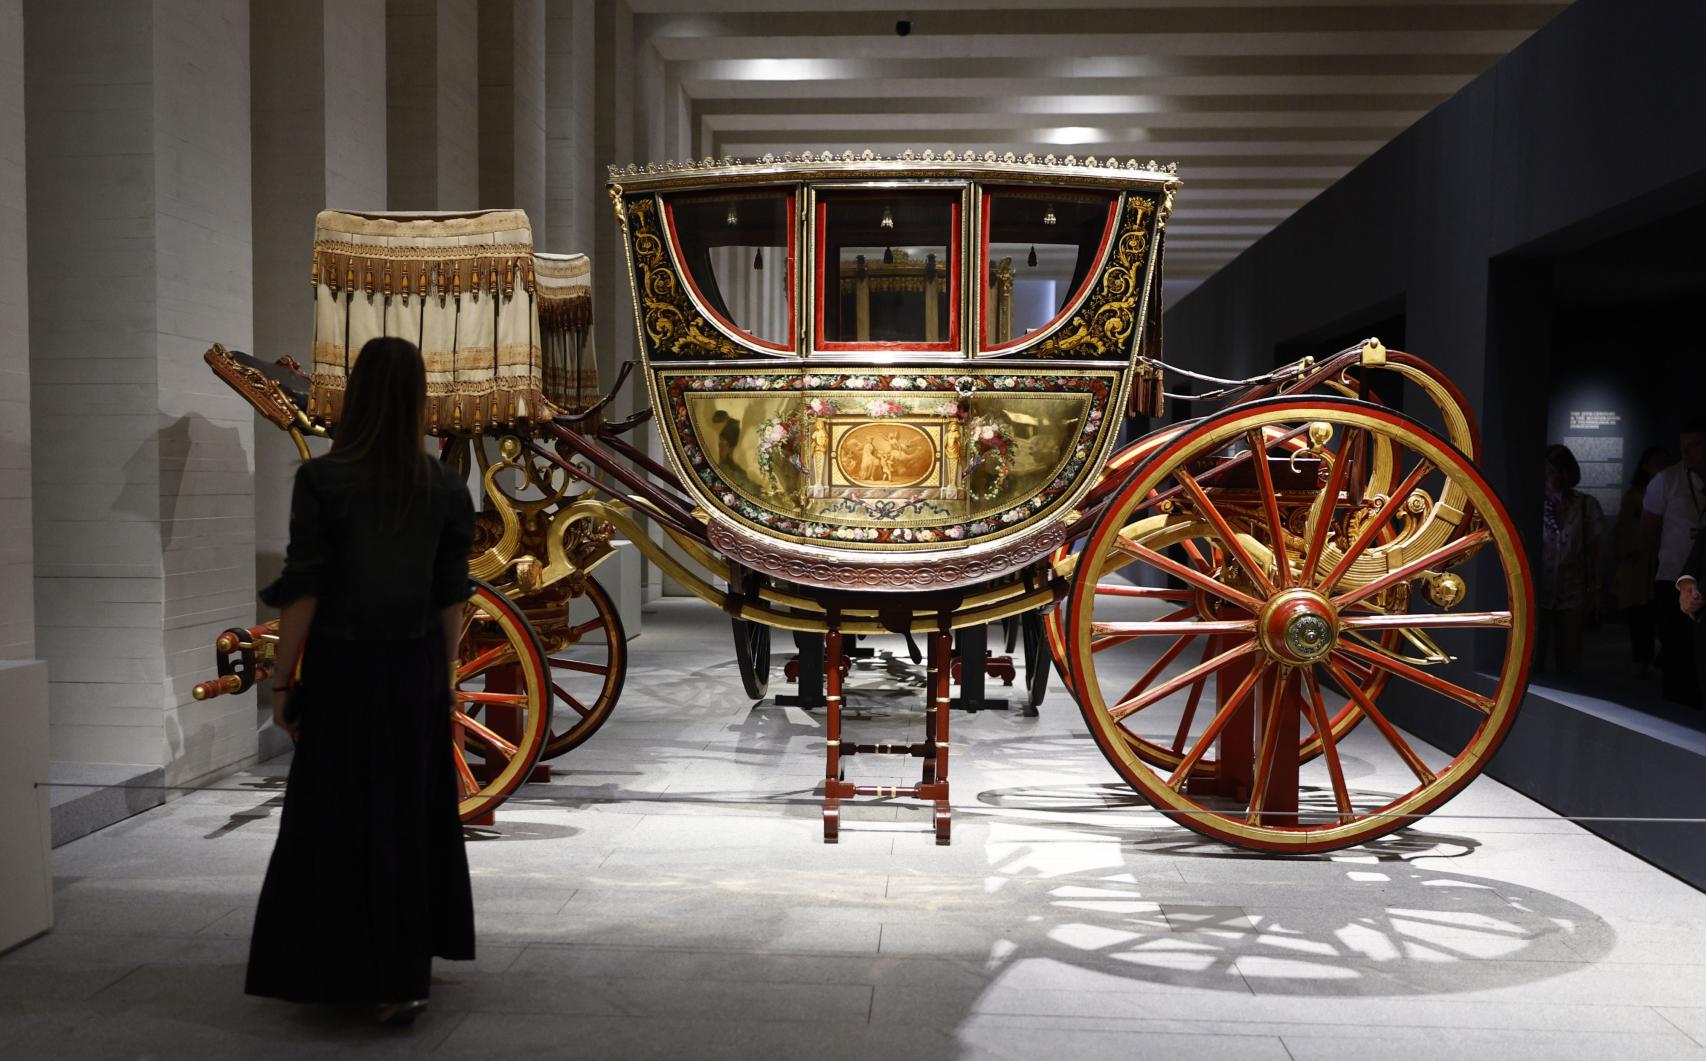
left=1067, top=396, right=1533, bottom=853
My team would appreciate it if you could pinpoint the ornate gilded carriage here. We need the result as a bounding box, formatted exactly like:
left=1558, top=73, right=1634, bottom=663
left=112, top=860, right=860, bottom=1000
left=195, top=151, right=1534, bottom=854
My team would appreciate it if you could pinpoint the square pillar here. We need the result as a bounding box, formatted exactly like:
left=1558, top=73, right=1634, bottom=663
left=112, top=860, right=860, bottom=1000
left=26, top=0, right=256, bottom=788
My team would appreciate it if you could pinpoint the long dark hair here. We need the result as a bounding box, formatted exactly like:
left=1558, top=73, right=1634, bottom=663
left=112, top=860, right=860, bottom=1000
left=1544, top=443, right=1581, bottom=490
left=326, top=337, right=431, bottom=522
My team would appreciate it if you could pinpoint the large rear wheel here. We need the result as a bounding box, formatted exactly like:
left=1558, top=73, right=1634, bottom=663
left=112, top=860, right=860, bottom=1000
left=1067, top=396, right=1532, bottom=852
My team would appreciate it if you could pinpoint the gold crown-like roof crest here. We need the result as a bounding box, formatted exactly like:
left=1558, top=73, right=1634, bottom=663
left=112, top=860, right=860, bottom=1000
left=607, top=148, right=1179, bottom=181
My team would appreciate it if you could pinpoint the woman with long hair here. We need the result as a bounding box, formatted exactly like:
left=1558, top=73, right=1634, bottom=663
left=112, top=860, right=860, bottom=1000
left=246, top=337, right=476, bottom=1025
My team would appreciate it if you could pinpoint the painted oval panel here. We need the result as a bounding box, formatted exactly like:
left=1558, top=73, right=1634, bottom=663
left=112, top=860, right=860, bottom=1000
left=835, top=422, right=936, bottom=488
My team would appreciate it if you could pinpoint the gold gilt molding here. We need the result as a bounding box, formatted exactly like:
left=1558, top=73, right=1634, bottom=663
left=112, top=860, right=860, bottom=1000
left=627, top=198, right=746, bottom=359
left=607, top=149, right=1180, bottom=179
left=1027, top=196, right=1157, bottom=360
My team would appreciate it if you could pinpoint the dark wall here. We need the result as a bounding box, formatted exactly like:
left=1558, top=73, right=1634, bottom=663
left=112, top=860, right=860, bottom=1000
left=1164, top=0, right=1706, bottom=521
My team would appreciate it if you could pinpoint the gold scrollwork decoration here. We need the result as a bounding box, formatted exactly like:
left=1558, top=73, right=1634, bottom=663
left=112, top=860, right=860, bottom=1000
left=627, top=198, right=746, bottom=359
left=1027, top=196, right=1157, bottom=359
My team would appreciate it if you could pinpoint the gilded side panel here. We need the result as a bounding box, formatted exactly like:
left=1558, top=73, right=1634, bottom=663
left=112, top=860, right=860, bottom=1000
left=658, top=368, right=1114, bottom=550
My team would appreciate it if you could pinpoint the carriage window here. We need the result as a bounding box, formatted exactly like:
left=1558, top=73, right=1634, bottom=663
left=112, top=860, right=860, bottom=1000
left=982, top=190, right=1119, bottom=348
left=666, top=190, right=793, bottom=350
left=816, top=193, right=959, bottom=349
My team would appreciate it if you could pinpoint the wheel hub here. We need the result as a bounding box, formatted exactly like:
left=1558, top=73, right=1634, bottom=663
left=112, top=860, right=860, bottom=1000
left=1258, top=588, right=1339, bottom=665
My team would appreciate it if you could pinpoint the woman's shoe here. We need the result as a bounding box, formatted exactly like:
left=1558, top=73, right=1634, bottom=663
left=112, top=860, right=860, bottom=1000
left=375, top=1000, right=429, bottom=1027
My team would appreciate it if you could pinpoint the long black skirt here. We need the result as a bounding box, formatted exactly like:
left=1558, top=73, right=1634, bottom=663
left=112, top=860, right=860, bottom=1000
left=246, top=632, right=475, bottom=1004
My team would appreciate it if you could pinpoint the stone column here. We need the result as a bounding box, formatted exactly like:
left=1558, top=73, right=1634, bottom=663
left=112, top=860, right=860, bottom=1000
left=387, top=0, right=478, bottom=210
left=26, top=0, right=256, bottom=787
left=0, top=0, right=51, bottom=952
left=545, top=0, right=595, bottom=257
left=251, top=0, right=387, bottom=756
left=479, top=0, right=547, bottom=228
left=0, top=0, right=34, bottom=665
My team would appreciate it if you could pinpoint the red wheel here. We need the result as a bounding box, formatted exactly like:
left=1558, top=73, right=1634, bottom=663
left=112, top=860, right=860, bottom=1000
left=1067, top=395, right=1532, bottom=852
left=532, top=575, right=626, bottom=760
left=452, top=581, right=553, bottom=823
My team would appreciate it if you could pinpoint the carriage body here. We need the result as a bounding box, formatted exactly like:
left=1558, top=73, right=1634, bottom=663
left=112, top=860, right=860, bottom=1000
left=608, top=154, right=1177, bottom=589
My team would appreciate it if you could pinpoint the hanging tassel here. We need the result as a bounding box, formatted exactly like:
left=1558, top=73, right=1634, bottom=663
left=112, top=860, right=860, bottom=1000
left=883, top=246, right=894, bottom=264
left=753, top=247, right=763, bottom=271
left=1027, top=245, right=1038, bottom=267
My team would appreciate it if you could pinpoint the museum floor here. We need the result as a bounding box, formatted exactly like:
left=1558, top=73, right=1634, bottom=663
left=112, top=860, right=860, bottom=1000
left=6, top=600, right=1706, bottom=1060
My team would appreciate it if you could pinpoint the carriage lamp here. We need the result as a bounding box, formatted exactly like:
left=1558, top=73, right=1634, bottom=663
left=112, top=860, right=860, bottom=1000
left=1043, top=203, right=1057, bottom=225
left=880, top=204, right=894, bottom=228
left=726, top=205, right=739, bottom=226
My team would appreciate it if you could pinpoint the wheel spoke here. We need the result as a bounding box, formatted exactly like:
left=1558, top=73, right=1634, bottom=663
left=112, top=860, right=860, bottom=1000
left=1335, top=641, right=1495, bottom=715
left=1315, top=458, right=1433, bottom=594
left=454, top=710, right=519, bottom=759
left=1302, top=668, right=1354, bottom=823
left=1110, top=640, right=1261, bottom=721
left=1174, top=467, right=1276, bottom=596
left=1323, top=657, right=1439, bottom=785
left=457, top=641, right=515, bottom=682
left=1094, top=583, right=1192, bottom=602
left=1091, top=605, right=1199, bottom=653
left=455, top=690, right=531, bottom=705
left=1109, top=537, right=1263, bottom=614
left=550, top=658, right=610, bottom=676
left=1245, top=428, right=1291, bottom=590
left=1340, top=611, right=1512, bottom=632
left=1093, top=618, right=1255, bottom=638
left=1166, top=658, right=1272, bottom=790
left=564, top=617, right=604, bottom=641
left=1170, top=639, right=1217, bottom=754
left=1331, top=528, right=1491, bottom=611
left=451, top=745, right=480, bottom=798
left=1301, top=427, right=1359, bottom=581
left=554, top=683, right=593, bottom=717
left=1245, top=669, right=1294, bottom=825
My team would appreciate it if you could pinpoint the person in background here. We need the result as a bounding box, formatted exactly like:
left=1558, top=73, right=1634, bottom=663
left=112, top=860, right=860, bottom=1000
left=1615, top=446, right=1674, bottom=676
left=246, top=337, right=476, bottom=1025
left=1678, top=525, right=1706, bottom=692
left=1642, top=416, right=1706, bottom=707
left=1537, top=444, right=1605, bottom=677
